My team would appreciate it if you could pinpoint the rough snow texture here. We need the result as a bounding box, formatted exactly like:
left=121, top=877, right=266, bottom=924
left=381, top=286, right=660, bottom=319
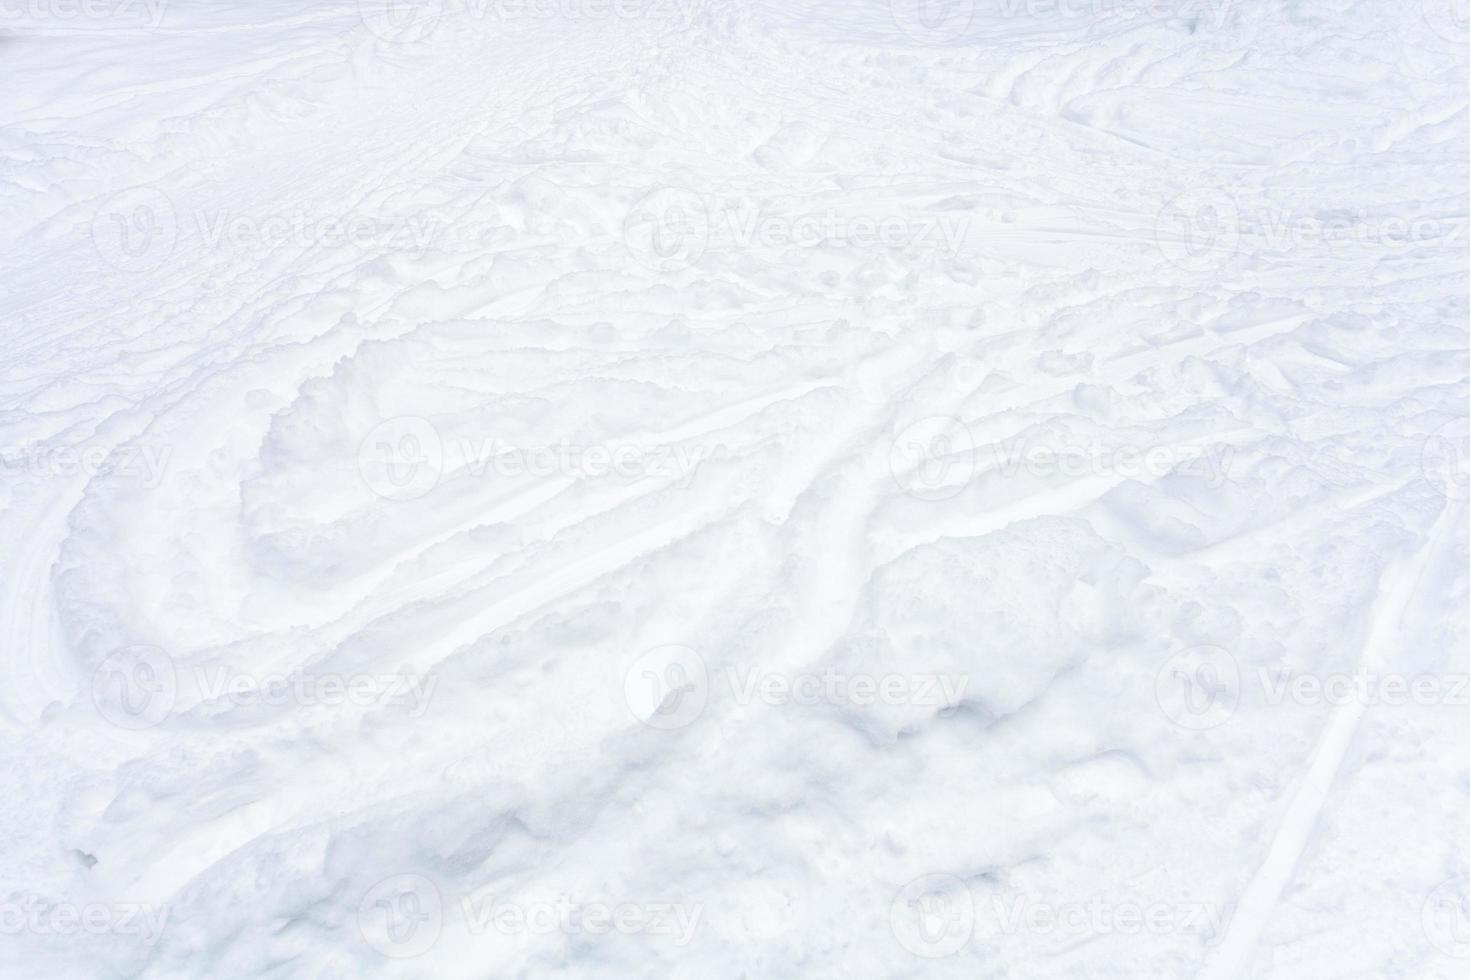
left=4, top=0, right=1470, bottom=977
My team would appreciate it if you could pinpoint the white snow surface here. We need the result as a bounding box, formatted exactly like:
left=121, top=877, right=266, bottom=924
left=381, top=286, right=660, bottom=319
left=4, top=0, right=1470, bottom=977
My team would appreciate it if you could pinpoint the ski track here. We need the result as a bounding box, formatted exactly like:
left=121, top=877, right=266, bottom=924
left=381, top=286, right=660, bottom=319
left=3, top=0, right=1470, bottom=977
left=1198, top=497, right=1466, bottom=980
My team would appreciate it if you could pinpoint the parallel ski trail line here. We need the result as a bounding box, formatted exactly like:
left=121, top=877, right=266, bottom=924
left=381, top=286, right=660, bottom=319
left=1197, top=497, right=1466, bottom=980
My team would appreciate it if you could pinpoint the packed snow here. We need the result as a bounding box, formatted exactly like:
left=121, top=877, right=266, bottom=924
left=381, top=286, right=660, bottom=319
left=3, top=0, right=1470, bottom=977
